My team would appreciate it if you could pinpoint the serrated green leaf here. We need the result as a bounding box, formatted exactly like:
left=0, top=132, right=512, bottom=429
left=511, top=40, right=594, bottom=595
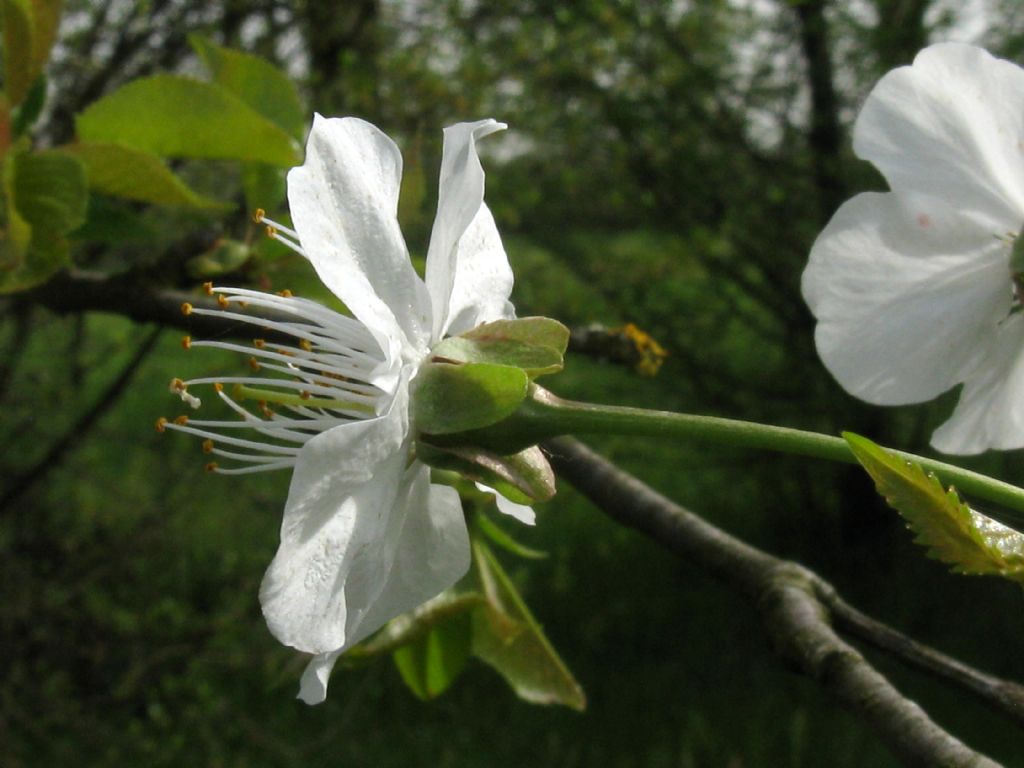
left=844, top=432, right=1024, bottom=580
left=414, top=361, right=529, bottom=435
left=471, top=540, right=585, bottom=710
left=76, top=75, right=300, bottom=166
left=2, top=0, right=33, bottom=106
left=392, top=611, right=472, bottom=701
left=432, top=317, right=570, bottom=378
left=190, top=35, right=305, bottom=140
left=477, top=513, right=548, bottom=560
left=63, top=142, right=228, bottom=209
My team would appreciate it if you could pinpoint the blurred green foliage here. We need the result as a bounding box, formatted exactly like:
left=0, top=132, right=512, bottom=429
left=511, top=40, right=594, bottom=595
left=3, top=1, right=1024, bottom=766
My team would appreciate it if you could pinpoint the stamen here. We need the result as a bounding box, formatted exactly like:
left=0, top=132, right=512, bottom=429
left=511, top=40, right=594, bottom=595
left=155, top=417, right=168, bottom=433
left=202, top=439, right=214, bottom=454
left=202, top=282, right=214, bottom=296
left=169, top=378, right=202, bottom=409
left=253, top=208, right=266, bottom=223
left=182, top=335, right=192, bottom=350
left=217, top=294, right=230, bottom=308
left=181, top=302, right=193, bottom=316
left=231, top=383, right=376, bottom=414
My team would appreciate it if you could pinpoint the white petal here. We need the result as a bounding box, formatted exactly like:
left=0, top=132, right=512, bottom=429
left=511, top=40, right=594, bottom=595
left=297, top=650, right=342, bottom=705
left=475, top=482, right=536, bottom=526
left=293, top=469, right=469, bottom=704
left=425, top=120, right=514, bottom=339
left=932, top=314, right=1024, bottom=454
left=259, top=380, right=412, bottom=654
left=288, top=115, right=432, bottom=359
left=802, top=191, right=1011, bottom=405
left=854, top=43, right=1024, bottom=231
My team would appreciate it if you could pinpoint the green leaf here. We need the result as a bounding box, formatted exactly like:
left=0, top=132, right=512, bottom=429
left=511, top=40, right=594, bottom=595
left=185, top=238, right=252, bottom=279
left=0, top=147, right=85, bottom=291
left=392, top=611, right=472, bottom=701
left=477, top=513, right=548, bottom=560
left=432, top=317, right=570, bottom=378
left=844, top=432, right=1024, bottom=580
left=471, top=540, right=586, bottom=710
left=27, top=0, right=61, bottom=74
left=190, top=35, right=305, bottom=140
left=75, top=75, right=300, bottom=166
left=2, top=0, right=33, bottom=106
left=63, top=143, right=228, bottom=209
left=414, top=361, right=529, bottom=435
left=13, top=149, right=86, bottom=232
left=241, top=162, right=285, bottom=214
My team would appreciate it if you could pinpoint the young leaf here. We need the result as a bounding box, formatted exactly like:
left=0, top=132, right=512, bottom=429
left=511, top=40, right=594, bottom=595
left=64, top=143, right=228, bottom=209
left=76, top=75, right=300, bottom=166
left=190, top=35, right=305, bottom=140
left=470, top=540, right=586, bottom=710
left=414, top=360, right=529, bottom=435
left=844, top=432, right=1024, bottom=581
left=392, top=612, right=472, bottom=701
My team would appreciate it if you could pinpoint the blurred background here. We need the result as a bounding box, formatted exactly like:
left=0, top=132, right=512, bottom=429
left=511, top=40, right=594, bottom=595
left=4, top=0, right=1024, bottom=765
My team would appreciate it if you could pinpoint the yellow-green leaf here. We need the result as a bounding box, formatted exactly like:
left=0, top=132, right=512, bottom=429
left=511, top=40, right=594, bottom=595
left=190, top=35, right=305, bottom=139
left=64, top=142, right=228, bottom=209
left=2, top=0, right=33, bottom=106
left=845, top=432, right=1024, bottom=581
left=76, top=75, right=300, bottom=166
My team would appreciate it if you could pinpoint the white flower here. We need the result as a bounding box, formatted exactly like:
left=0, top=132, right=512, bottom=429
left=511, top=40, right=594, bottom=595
left=802, top=43, right=1024, bottom=455
left=161, top=115, right=524, bottom=702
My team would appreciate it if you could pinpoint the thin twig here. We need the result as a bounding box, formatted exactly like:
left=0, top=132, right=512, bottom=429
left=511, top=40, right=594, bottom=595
left=0, top=326, right=163, bottom=516
left=546, top=437, right=1005, bottom=768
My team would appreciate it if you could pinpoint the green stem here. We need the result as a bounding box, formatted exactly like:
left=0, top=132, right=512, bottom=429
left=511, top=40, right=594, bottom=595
left=431, top=387, right=1024, bottom=517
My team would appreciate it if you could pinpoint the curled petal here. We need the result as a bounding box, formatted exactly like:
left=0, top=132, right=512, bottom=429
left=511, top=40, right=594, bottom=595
left=854, top=43, right=1024, bottom=231
left=425, top=120, right=515, bottom=339
left=802, top=191, right=1011, bottom=405
left=932, top=314, right=1024, bottom=454
left=476, top=482, right=536, bottom=526
left=288, top=115, right=433, bottom=360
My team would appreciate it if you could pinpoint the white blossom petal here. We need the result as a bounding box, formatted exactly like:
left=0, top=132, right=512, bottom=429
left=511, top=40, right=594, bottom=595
left=289, top=115, right=433, bottom=360
left=425, top=119, right=514, bottom=339
left=475, top=482, right=536, bottom=525
left=292, top=469, right=469, bottom=704
left=802, top=191, right=1011, bottom=405
left=259, top=378, right=414, bottom=654
left=854, top=43, right=1024, bottom=232
left=931, top=314, right=1024, bottom=454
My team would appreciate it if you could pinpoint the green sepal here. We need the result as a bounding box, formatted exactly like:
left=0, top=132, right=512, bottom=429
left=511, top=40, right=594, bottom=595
left=845, top=432, right=1024, bottom=581
left=470, top=539, right=586, bottom=710
left=476, top=513, right=548, bottom=560
left=417, top=442, right=555, bottom=504
left=431, top=317, right=570, bottom=378
left=414, top=360, right=529, bottom=435
left=392, top=610, right=472, bottom=701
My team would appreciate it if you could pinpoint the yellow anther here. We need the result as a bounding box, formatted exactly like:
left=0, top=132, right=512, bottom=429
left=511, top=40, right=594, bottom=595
left=217, top=294, right=230, bottom=308
left=299, top=338, right=313, bottom=352
left=181, top=335, right=192, bottom=350
left=213, top=382, right=224, bottom=393
left=170, top=377, right=187, bottom=392
left=253, top=338, right=266, bottom=348
left=258, top=400, right=273, bottom=417
left=205, top=462, right=219, bottom=473
left=253, top=208, right=266, bottom=223
left=300, top=391, right=311, bottom=400
left=174, top=415, right=189, bottom=426
left=202, top=281, right=214, bottom=296
left=277, top=289, right=293, bottom=298
left=265, top=225, right=277, bottom=238
left=248, top=357, right=261, bottom=371
left=155, top=417, right=168, bottom=433
left=181, top=302, right=193, bottom=316
left=202, top=439, right=214, bottom=454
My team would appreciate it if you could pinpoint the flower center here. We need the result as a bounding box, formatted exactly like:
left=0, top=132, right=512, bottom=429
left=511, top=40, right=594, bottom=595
left=158, top=283, right=389, bottom=475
